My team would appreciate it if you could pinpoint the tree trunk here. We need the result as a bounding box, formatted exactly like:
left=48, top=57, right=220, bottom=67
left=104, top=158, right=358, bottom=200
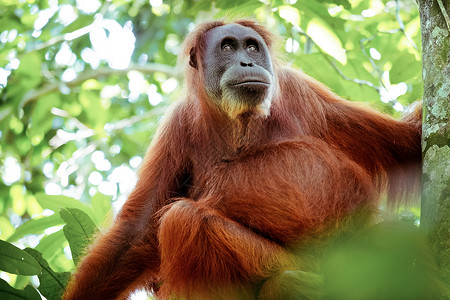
left=418, top=0, right=450, bottom=289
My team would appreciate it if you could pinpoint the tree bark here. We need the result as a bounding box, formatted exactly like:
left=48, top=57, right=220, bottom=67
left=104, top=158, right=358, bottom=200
left=418, top=0, right=450, bottom=289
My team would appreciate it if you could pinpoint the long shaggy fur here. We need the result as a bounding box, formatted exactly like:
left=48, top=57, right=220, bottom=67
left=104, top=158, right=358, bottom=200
left=63, top=20, right=430, bottom=300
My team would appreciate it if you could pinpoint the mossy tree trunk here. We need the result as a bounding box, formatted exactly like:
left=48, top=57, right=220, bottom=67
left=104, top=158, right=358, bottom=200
left=418, top=0, right=450, bottom=289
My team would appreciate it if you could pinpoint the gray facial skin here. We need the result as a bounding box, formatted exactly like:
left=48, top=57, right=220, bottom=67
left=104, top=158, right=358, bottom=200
left=202, top=24, right=275, bottom=117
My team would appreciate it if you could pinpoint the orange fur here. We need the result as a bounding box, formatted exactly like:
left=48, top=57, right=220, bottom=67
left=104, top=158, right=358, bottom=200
left=63, top=20, right=421, bottom=300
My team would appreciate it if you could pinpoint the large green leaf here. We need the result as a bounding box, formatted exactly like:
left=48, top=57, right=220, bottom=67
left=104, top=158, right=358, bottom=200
left=390, top=52, right=421, bottom=84
left=60, top=208, right=98, bottom=265
left=24, top=248, right=70, bottom=300
left=7, top=215, right=63, bottom=242
left=35, top=230, right=67, bottom=260
left=306, top=18, right=347, bottom=65
left=0, top=240, right=41, bottom=276
left=35, top=193, right=93, bottom=216
left=278, top=5, right=301, bottom=26
left=0, top=279, right=41, bottom=300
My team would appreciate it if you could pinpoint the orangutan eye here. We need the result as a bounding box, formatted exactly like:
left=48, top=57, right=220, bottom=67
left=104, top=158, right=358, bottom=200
left=245, top=38, right=260, bottom=52
left=221, top=38, right=236, bottom=51
left=222, top=44, right=233, bottom=51
left=247, top=45, right=258, bottom=52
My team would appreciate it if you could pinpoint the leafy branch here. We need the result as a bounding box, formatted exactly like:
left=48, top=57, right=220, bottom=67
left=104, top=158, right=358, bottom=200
left=20, top=63, right=179, bottom=108
left=295, top=30, right=381, bottom=93
left=29, top=0, right=112, bottom=53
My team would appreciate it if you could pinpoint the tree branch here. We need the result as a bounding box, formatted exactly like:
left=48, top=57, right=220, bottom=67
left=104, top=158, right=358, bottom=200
left=295, top=29, right=381, bottom=92
left=30, top=0, right=112, bottom=53
left=31, top=23, right=95, bottom=52
left=436, top=0, right=450, bottom=31
left=20, top=63, right=179, bottom=108
left=395, top=0, right=418, bottom=50
left=320, top=54, right=380, bottom=92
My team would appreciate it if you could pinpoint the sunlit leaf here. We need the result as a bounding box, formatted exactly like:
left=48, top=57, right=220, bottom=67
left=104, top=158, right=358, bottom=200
left=60, top=208, right=98, bottom=265
left=91, top=192, right=113, bottom=226
left=20, top=13, right=38, bottom=27
left=0, top=217, right=14, bottom=240
left=7, top=215, right=63, bottom=243
left=11, top=184, right=26, bottom=216
left=35, top=193, right=93, bottom=216
left=61, top=15, right=94, bottom=34
left=26, top=195, right=44, bottom=217
left=317, top=0, right=351, bottom=10
left=278, top=6, right=301, bottom=26
left=35, top=231, right=67, bottom=260
left=215, top=2, right=264, bottom=19
left=306, top=18, right=347, bottom=65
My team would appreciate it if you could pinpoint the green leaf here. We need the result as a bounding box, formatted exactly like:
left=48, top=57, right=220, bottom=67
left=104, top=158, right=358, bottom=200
left=306, top=18, right=347, bottom=65
left=13, top=275, right=31, bottom=290
left=298, top=1, right=345, bottom=31
left=7, top=215, right=63, bottom=242
left=35, top=230, right=67, bottom=260
left=214, top=0, right=240, bottom=9
left=91, top=192, right=112, bottom=226
left=0, top=279, right=41, bottom=300
left=0, top=240, right=41, bottom=276
left=316, top=0, right=351, bottom=10
left=0, top=18, right=22, bottom=32
left=390, top=53, right=421, bottom=84
left=295, top=53, right=344, bottom=90
left=28, top=93, right=61, bottom=140
left=35, top=193, right=92, bottom=215
left=61, top=15, right=93, bottom=34
left=278, top=6, right=301, bottom=25
left=79, top=87, right=106, bottom=128
left=14, top=53, right=42, bottom=90
left=215, top=1, right=264, bottom=19
left=60, top=208, right=98, bottom=265
left=24, top=248, right=69, bottom=300
left=187, top=0, right=212, bottom=14
left=20, top=13, right=38, bottom=28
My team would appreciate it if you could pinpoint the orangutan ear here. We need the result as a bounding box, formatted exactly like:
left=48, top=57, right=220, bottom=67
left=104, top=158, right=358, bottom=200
left=189, top=47, right=198, bottom=69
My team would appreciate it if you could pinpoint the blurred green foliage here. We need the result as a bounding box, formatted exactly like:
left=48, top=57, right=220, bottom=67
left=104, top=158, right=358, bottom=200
left=0, top=0, right=423, bottom=298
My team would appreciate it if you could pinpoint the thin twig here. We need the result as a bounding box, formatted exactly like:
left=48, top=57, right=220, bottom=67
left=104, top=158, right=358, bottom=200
left=321, top=54, right=380, bottom=92
left=395, top=0, right=418, bottom=50
left=48, top=105, right=167, bottom=151
left=360, top=38, right=394, bottom=101
left=437, top=0, right=450, bottom=31
left=31, top=23, right=95, bottom=52
left=30, top=0, right=111, bottom=53
left=104, top=106, right=168, bottom=134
